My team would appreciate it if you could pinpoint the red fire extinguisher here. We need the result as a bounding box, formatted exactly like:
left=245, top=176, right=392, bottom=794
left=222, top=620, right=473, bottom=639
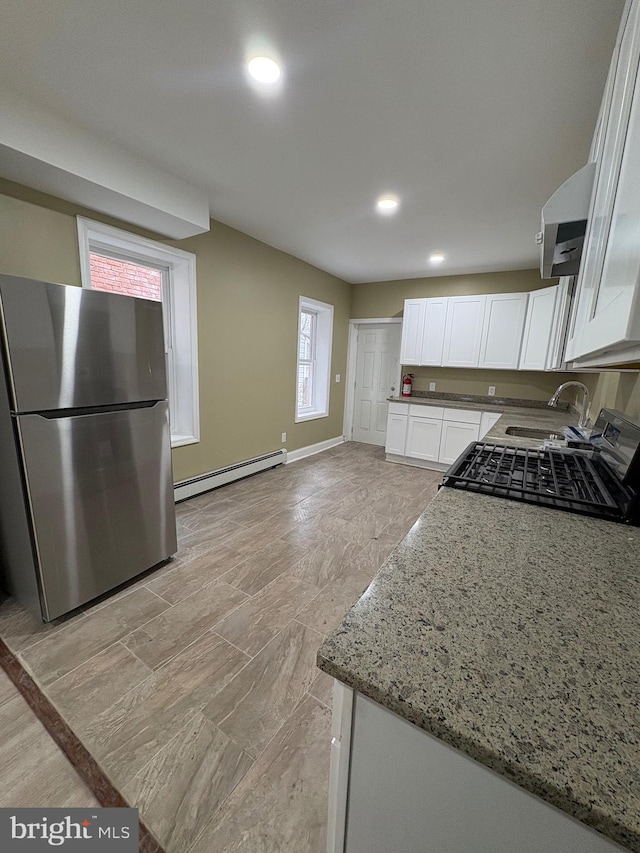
left=402, top=373, right=414, bottom=397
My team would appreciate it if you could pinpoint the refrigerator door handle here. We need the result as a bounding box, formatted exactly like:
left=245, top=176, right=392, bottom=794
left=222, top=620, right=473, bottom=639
left=29, top=399, right=164, bottom=419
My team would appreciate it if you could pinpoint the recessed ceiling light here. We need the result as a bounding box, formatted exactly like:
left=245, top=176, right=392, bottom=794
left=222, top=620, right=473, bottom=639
left=247, top=56, right=281, bottom=84
left=429, top=252, right=445, bottom=265
left=375, top=195, right=400, bottom=215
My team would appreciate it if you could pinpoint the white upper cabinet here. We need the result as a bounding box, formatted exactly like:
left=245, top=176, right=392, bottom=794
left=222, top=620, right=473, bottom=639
left=519, top=286, right=558, bottom=371
left=399, top=299, right=425, bottom=365
left=566, top=0, right=640, bottom=365
left=399, top=286, right=567, bottom=372
left=478, top=293, right=528, bottom=370
left=442, top=295, right=486, bottom=368
left=419, top=298, right=447, bottom=366
left=588, top=15, right=624, bottom=165
left=546, top=277, right=574, bottom=370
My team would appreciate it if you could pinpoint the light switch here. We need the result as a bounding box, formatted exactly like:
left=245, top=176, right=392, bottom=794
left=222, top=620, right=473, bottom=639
left=281, top=432, right=287, bottom=443
left=335, top=374, right=341, bottom=382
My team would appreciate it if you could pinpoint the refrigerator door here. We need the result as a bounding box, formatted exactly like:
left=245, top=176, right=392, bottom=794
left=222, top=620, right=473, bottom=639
left=0, top=275, right=167, bottom=412
left=16, top=401, right=176, bottom=620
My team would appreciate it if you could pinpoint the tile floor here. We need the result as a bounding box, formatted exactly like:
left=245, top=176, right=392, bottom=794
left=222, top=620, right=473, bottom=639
left=0, top=668, right=99, bottom=807
left=0, top=443, right=441, bottom=852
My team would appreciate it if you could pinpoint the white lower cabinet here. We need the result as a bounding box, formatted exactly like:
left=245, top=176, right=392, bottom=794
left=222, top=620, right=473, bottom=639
left=406, top=416, right=443, bottom=461
left=328, top=684, right=624, bottom=853
left=480, top=410, right=502, bottom=439
left=439, top=420, right=480, bottom=465
left=385, top=413, right=408, bottom=456
left=385, top=404, right=487, bottom=468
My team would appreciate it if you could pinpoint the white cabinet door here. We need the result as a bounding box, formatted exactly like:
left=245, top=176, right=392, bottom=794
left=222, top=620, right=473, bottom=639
left=399, top=300, right=425, bottom=365
left=566, top=0, right=640, bottom=363
left=588, top=11, right=626, bottom=164
left=439, top=421, right=480, bottom=465
left=519, top=286, right=558, bottom=371
left=479, top=293, right=528, bottom=370
left=442, top=296, right=486, bottom=368
left=419, top=298, right=447, bottom=365
left=406, top=416, right=443, bottom=462
left=344, top=693, right=625, bottom=853
left=385, top=414, right=408, bottom=455
left=547, top=278, right=574, bottom=370
left=480, top=411, right=502, bottom=439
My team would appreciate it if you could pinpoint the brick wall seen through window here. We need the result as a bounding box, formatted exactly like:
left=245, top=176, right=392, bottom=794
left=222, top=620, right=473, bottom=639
left=89, top=253, right=162, bottom=301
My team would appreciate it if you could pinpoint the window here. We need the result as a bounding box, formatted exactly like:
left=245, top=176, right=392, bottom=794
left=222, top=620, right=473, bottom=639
left=295, top=296, right=333, bottom=422
left=77, top=217, right=199, bottom=448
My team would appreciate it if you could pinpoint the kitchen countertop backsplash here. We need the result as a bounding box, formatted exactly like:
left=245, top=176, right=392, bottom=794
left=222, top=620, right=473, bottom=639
left=390, top=390, right=571, bottom=410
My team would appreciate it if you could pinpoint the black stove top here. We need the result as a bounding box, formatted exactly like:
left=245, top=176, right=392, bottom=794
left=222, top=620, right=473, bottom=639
left=441, top=442, right=638, bottom=523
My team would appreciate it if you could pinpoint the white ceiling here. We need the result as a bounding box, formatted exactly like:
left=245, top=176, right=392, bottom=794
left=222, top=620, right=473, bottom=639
left=0, top=0, right=626, bottom=283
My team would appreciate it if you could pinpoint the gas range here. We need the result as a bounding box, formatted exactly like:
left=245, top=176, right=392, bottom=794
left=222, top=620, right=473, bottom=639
left=441, top=409, right=640, bottom=525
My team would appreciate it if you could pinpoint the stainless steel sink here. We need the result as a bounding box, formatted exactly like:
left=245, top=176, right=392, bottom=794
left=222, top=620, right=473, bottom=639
left=504, top=426, right=563, bottom=440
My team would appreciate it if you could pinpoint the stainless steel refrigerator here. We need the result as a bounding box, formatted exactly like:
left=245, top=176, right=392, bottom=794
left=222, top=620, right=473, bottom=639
left=0, top=274, right=177, bottom=621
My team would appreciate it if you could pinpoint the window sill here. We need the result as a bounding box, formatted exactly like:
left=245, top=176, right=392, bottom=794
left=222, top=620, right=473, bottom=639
left=295, top=410, right=329, bottom=423
left=171, top=434, right=200, bottom=448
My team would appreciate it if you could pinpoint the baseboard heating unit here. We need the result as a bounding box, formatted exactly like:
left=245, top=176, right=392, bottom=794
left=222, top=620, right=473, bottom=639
left=174, top=449, right=287, bottom=502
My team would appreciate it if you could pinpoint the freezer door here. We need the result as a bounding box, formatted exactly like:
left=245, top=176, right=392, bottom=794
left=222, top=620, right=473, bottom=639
left=0, top=275, right=166, bottom=412
left=17, top=401, right=177, bottom=620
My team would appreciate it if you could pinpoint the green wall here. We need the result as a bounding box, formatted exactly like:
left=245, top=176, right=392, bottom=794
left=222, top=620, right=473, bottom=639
left=589, top=371, right=640, bottom=421
left=0, top=179, right=351, bottom=482
left=351, top=269, right=549, bottom=319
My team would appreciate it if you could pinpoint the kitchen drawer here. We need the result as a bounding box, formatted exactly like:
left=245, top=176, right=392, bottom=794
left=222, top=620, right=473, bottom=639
left=388, top=402, right=409, bottom=415
left=408, top=404, right=444, bottom=419
left=443, top=407, right=482, bottom=425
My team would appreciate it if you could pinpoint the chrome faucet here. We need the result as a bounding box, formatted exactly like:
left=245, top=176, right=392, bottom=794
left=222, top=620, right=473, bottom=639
left=548, top=381, right=590, bottom=429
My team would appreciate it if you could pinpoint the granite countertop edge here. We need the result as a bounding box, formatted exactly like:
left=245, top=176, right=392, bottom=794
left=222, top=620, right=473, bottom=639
left=316, top=647, right=633, bottom=849
left=316, top=492, right=640, bottom=851
left=317, top=418, right=640, bottom=852
left=387, top=393, right=571, bottom=412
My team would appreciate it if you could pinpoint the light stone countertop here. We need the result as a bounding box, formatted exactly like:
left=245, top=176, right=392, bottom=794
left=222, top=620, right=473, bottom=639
left=318, top=409, right=640, bottom=851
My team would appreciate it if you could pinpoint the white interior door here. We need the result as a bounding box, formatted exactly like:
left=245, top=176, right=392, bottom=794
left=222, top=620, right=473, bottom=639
left=352, top=324, right=401, bottom=446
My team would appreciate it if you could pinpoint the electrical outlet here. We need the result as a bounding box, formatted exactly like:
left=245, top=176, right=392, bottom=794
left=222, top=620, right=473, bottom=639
left=335, top=374, right=341, bottom=382
left=488, top=386, right=496, bottom=397
left=281, top=432, right=287, bottom=443
left=429, top=382, right=436, bottom=392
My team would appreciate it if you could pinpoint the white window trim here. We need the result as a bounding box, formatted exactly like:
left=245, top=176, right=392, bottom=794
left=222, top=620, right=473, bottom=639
left=76, top=217, right=199, bottom=448
left=295, top=295, right=333, bottom=423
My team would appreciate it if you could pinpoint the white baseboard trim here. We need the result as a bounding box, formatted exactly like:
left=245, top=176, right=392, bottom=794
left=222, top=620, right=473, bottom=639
left=286, top=435, right=346, bottom=464
left=174, top=449, right=287, bottom=502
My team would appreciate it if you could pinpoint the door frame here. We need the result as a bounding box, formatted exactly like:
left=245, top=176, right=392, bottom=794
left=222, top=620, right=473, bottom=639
left=343, top=318, right=403, bottom=441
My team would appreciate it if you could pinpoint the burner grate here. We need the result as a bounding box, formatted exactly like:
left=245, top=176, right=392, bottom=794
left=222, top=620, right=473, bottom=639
left=442, top=443, right=632, bottom=519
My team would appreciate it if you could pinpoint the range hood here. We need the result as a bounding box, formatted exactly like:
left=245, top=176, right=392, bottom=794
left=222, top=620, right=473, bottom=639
left=536, top=161, right=596, bottom=278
